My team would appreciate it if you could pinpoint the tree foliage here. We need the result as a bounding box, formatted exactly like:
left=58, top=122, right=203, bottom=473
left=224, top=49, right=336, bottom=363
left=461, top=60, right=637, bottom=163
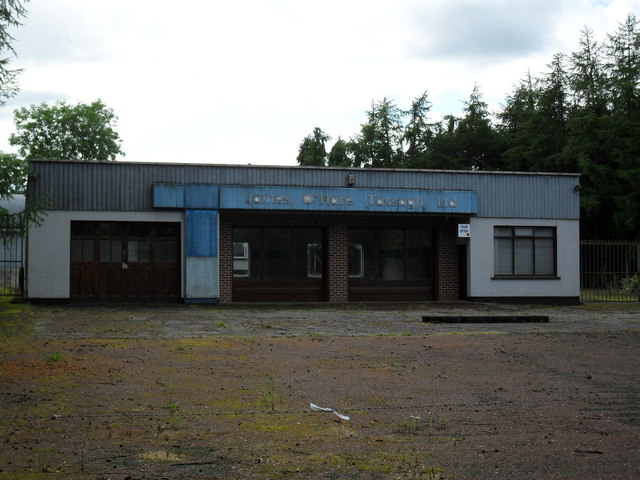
left=295, top=14, right=640, bottom=240
left=9, top=99, right=125, bottom=161
left=0, top=0, right=44, bottom=241
left=0, top=0, right=27, bottom=107
left=296, top=127, right=330, bottom=166
left=0, top=152, right=46, bottom=239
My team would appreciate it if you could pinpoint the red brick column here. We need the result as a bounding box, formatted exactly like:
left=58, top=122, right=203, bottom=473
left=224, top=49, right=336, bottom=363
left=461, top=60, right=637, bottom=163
left=436, top=223, right=459, bottom=301
left=327, top=224, right=348, bottom=303
left=218, top=220, right=233, bottom=303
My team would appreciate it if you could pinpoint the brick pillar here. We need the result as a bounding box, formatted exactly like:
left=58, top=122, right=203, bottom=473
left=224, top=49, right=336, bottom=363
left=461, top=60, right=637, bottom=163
left=218, top=221, right=233, bottom=303
left=327, top=224, right=348, bottom=303
left=436, top=223, right=459, bottom=301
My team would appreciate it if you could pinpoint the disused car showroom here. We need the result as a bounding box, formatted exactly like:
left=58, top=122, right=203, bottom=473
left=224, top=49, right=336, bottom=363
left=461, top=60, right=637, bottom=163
left=25, top=160, right=581, bottom=304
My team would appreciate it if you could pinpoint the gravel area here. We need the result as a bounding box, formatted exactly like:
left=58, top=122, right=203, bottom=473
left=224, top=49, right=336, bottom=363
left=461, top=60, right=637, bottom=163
left=33, top=301, right=640, bottom=339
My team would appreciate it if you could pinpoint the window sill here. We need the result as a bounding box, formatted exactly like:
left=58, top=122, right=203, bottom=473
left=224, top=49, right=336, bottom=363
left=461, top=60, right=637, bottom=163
left=492, top=275, right=560, bottom=280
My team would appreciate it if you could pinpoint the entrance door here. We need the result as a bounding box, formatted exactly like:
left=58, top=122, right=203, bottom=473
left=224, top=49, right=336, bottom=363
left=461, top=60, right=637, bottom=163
left=70, top=221, right=180, bottom=302
left=232, top=226, right=325, bottom=302
left=348, top=227, right=434, bottom=301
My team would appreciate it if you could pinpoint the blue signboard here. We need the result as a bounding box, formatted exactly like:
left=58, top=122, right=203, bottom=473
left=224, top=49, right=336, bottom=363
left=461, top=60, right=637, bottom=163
left=219, top=186, right=477, bottom=214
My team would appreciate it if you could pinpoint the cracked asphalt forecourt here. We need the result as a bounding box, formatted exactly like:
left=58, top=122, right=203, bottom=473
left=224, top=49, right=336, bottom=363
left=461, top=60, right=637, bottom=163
left=1, top=301, right=639, bottom=479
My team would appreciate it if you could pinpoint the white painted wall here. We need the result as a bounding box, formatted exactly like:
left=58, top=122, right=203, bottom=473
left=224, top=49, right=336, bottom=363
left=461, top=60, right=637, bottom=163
left=26, top=211, right=184, bottom=299
left=467, top=217, right=580, bottom=299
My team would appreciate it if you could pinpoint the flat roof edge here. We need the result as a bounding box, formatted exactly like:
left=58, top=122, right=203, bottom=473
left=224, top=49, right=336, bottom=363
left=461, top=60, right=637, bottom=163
left=28, top=159, right=581, bottom=177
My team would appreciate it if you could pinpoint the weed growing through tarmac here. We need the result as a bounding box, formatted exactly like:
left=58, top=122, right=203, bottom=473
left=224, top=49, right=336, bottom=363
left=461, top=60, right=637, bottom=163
left=397, top=415, right=448, bottom=434
left=397, top=415, right=422, bottom=434
left=257, top=377, right=278, bottom=412
left=0, top=296, right=33, bottom=337
left=163, top=401, right=180, bottom=415
left=47, top=353, right=63, bottom=363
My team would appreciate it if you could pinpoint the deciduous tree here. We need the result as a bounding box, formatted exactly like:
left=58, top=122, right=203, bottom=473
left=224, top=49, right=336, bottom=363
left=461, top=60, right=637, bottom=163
left=9, top=100, right=125, bottom=161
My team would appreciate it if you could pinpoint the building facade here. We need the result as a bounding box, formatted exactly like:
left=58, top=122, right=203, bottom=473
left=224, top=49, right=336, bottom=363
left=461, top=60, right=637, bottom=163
left=25, top=160, right=581, bottom=304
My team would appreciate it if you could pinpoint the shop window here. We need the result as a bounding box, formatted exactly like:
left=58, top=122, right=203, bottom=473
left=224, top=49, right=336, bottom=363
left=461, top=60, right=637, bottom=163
left=232, top=227, right=324, bottom=281
left=494, top=226, right=556, bottom=277
left=348, top=228, right=433, bottom=282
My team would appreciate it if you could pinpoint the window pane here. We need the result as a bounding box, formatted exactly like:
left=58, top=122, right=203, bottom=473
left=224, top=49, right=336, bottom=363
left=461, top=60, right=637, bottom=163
left=514, top=227, right=533, bottom=236
left=494, top=238, right=513, bottom=275
left=111, top=240, right=122, bottom=262
left=71, top=239, right=83, bottom=262
left=157, top=223, right=179, bottom=238
left=263, top=228, right=290, bottom=281
left=233, top=228, right=261, bottom=280
left=83, top=239, right=93, bottom=261
left=293, top=229, right=322, bottom=280
left=233, top=242, right=250, bottom=277
left=110, top=223, right=125, bottom=237
left=139, top=241, right=150, bottom=262
left=306, top=243, right=323, bottom=278
left=167, top=240, right=179, bottom=262
left=514, top=238, right=533, bottom=275
left=128, top=240, right=138, bottom=262
left=378, top=230, right=403, bottom=281
left=71, top=221, right=92, bottom=236
left=535, top=238, right=554, bottom=274
left=349, top=230, right=375, bottom=280
left=494, top=227, right=512, bottom=237
left=535, top=227, right=554, bottom=238
left=233, top=242, right=247, bottom=257
left=406, top=229, right=431, bottom=281
left=348, top=243, right=364, bottom=278
left=156, top=240, right=168, bottom=262
left=100, top=239, right=110, bottom=262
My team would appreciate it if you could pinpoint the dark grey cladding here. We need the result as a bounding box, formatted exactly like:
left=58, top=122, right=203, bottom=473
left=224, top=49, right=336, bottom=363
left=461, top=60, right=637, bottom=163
left=27, top=160, right=580, bottom=220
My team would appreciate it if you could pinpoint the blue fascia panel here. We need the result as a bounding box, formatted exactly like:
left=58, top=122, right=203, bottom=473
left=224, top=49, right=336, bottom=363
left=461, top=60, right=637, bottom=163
left=185, top=185, right=219, bottom=209
left=219, top=186, right=477, bottom=214
left=185, top=209, right=218, bottom=257
left=153, top=184, right=184, bottom=208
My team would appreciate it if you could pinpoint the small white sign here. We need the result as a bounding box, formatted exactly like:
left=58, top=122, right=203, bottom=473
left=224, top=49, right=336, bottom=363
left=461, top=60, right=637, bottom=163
left=458, top=224, right=471, bottom=237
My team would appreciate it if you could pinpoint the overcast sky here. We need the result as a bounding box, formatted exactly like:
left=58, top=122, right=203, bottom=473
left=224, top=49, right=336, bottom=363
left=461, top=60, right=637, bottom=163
left=1, top=0, right=638, bottom=165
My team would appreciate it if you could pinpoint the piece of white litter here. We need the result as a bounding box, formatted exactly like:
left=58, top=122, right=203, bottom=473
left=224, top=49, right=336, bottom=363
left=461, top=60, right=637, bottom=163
left=310, top=403, right=350, bottom=421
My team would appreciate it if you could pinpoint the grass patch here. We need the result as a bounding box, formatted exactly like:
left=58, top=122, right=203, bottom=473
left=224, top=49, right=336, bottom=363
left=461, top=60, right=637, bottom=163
left=47, top=353, right=63, bottom=363
left=0, top=296, right=33, bottom=337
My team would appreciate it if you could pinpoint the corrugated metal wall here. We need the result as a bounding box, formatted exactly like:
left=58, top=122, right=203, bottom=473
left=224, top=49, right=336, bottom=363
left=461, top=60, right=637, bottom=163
left=28, top=160, right=580, bottom=219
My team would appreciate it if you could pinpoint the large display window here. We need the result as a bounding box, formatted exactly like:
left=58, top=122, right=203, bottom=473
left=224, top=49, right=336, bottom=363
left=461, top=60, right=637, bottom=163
left=348, top=228, right=434, bottom=301
left=232, top=226, right=325, bottom=302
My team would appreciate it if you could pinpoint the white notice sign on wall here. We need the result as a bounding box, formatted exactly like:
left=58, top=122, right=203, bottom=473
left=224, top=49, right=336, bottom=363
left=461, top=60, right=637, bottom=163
left=458, top=224, right=471, bottom=237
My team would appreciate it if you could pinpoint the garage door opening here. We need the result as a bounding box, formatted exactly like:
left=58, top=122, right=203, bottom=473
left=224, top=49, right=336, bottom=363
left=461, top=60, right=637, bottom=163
left=70, top=221, right=181, bottom=302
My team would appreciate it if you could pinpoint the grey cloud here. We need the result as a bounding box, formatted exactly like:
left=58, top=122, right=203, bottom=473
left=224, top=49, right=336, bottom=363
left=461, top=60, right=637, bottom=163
left=0, top=91, right=69, bottom=120
left=407, top=0, right=561, bottom=61
left=11, top=4, right=111, bottom=64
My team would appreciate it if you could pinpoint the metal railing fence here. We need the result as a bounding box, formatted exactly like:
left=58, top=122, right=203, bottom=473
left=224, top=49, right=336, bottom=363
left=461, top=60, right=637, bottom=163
left=1, top=233, right=23, bottom=296
left=580, top=241, right=640, bottom=302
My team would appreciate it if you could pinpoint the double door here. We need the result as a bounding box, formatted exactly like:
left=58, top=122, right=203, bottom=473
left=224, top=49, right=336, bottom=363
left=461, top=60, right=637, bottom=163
left=70, top=221, right=180, bottom=302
